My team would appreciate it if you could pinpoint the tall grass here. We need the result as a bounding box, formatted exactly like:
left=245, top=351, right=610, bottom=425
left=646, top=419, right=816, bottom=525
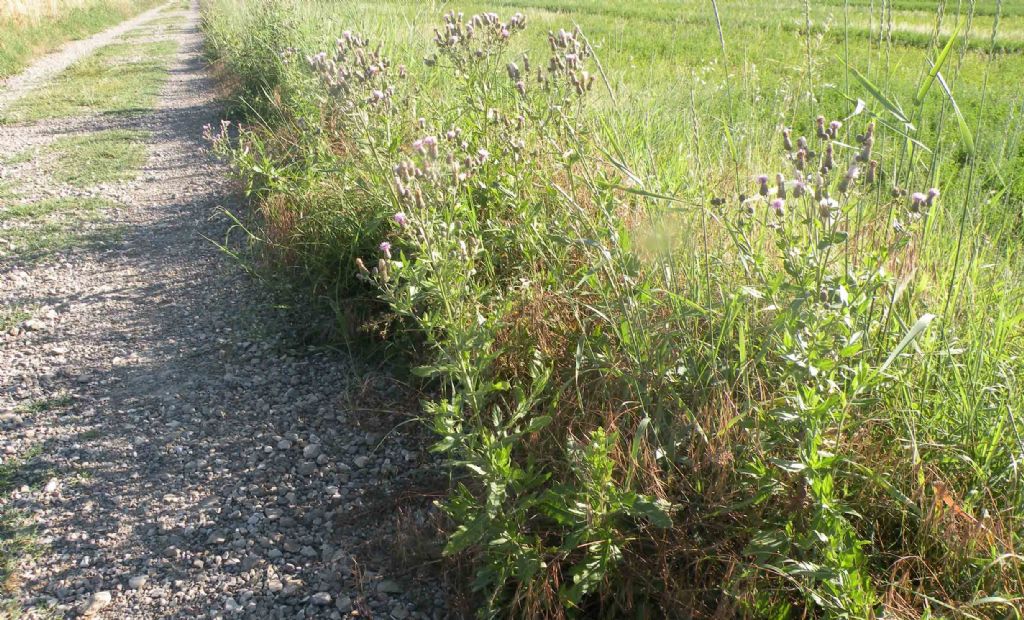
left=202, top=0, right=1024, bottom=616
left=0, top=0, right=162, bottom=78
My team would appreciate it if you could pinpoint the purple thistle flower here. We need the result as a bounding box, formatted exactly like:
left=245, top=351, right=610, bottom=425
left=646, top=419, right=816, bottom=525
left=792, top=180, right=807, bottom=198
left=379, top=241, right=392, bottom=259
left=910, top=192, right=926, bottom=213
left=926, top=187, right=940, bottom=206
left=393, top=212, right=407, bottom=226
left=771, top=198, right=785, bottom=216
left=757, top=175, right=770, bottom=197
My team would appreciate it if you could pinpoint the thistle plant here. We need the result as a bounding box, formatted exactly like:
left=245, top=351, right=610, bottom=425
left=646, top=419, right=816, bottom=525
left=204, top=1, right=1024, bottom=616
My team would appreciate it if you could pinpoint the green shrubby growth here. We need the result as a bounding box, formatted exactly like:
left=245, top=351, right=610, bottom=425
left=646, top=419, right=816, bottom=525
left=204, top=0, right=1024, bottom=617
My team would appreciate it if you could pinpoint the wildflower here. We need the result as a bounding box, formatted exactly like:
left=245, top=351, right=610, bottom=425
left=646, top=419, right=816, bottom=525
left=818, top=197, right=838, bottom=220
left=771, top=198, right=786, bottom=216
left=782, top=127, right=793, bottom=151
left=757, top=175, right=770, bottom=197
left=792, top=180, right=807, bottom=198
left=797, top=136, right=808, bottom=151
left=926, top=188, right=940, bottom=206
left=910, top=192, right=926, bottom=213
left=379, top=241, right=392, bottom=259
left=355, top=257, right=370, bottom=275
left=393, top=212, right=408, bottom=226
left=515, top=80, right=526, bottom=95
left=821, top=142, right=834, bottom=174
left=776, top=173, right=787, bottom=199
left=866, top=160, right=878, bottom=184
left=828, top=120, right=842, bottom=139
left=477, top=148, right=490, bottom=163
left=507, top=62, right=520, bottom=80
left=710, top=197, right=725, bottom=206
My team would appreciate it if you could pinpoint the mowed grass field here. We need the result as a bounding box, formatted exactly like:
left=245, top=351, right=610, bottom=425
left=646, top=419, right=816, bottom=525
left=203, top=0, right=1024, bottom=616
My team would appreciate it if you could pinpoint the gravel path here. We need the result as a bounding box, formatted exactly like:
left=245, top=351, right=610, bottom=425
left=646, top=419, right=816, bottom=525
left=1, top=4, right=452, bottom=619
left=0, top=3, right=172, bottom=112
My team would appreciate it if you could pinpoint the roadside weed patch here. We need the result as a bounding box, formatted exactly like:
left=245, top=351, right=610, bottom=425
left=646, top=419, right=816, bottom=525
left=46, top=129, right=150, bottom=186
left=204, top=0, right=1024, bottom=616
left=2, top=40, right=178, bottom=122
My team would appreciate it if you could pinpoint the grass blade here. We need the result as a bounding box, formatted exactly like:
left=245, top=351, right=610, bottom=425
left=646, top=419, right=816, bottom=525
left=915, top=20, right=963, bottom=104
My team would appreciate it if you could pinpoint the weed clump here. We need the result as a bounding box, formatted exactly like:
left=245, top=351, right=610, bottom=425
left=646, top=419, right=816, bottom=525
left=204, top=3, right=1024, bottom=617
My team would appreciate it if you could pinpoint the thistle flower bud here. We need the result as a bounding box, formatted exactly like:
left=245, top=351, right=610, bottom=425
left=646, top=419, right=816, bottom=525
left=926, top=187, right=940, bottom=206
left=771, top=198, right=786, bottom=216
left=379, top=241, right=392, bottom=259
left=838, top=163, right=859, bottom=193
left=523, top=53, right=530, bottom=72
left=866, top=160, right=877, bottom=184
left=378, top=258, right=389, bottom=283
left=776, top=173, right=786, bottom=199
left=757, top=175, right=770, bottom=197
left=507, top=62, right=520, bottom=80
left=792, top=180, right=807, bottom=198
left=782, top=127, right=793, bottom=151
left=516, top=80, right=526, bottom=95
left=816, top=116, right=828, bottom=140
left=797, top=136, right=808, bottom=151
left=828, top=120, right=842, bottom=139
left=355, top=257, right=370, bottom=275
left=795, top=149, right=807, bottom=172
left=821, top=142, right=834, bottom=174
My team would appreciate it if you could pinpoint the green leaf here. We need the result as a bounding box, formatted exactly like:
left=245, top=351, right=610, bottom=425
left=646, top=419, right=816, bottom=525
left=915, top=20, right=963, bottom=104
left=525, top=415, right=553, bottom=433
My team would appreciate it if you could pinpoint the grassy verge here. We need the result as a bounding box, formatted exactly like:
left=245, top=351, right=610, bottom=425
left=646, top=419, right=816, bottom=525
left=0, top=0, right=164, bottom=79
left=203, top=0, right=1024, bottom=616
left=2, top=40, right=177, bottom=122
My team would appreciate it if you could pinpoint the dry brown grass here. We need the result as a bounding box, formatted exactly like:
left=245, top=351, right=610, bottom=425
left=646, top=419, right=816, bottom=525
left=1, top=0, right=90, bottom=24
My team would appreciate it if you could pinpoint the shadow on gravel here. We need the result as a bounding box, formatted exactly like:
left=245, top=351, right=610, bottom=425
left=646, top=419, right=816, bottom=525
left=1, top=14, right=466, bottom=620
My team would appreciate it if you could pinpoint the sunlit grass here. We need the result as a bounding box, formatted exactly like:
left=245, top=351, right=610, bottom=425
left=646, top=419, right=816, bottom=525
left=2, top=39, right=177, bottom=122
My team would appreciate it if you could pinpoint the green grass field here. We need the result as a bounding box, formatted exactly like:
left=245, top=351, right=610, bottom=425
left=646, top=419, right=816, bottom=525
left=0, top=0, right=163, bottom=79
left=202, top=0, right=1024, bottom=616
